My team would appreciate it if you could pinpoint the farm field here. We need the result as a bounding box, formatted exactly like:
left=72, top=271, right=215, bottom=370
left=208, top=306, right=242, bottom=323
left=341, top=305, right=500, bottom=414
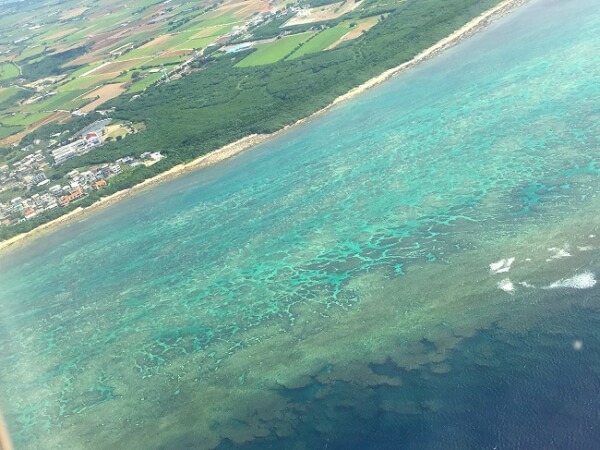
left=0, top=125, right=23, bottom=140
left=326, top=15, right=383, bottom=48
left=0, top=0, right=394, bottom=165
left=58, top=73, right=116, bottom=92
left=0, top=0, right=386, bottom=145
left=79, top=83, right=126, bottom=113
left=126, top=72, right=164, bottom=93
left=92, top=58, right=153, bottom=75
left=286, top=15, right=385, bottom=61
left=146, top=53, right=191, bottom=67
left=284, top=0, right=364, bottom=26
left=34, top=89, right=89, bottom=111
left=0, top=62, right=19, bottom=81
left=0, top=111, right=52, bottom=127
left=286, top=25, right=350, bottom=59
left=0, top=87, right=27, bottom=106
left=236, top=32, right=316, bottom=67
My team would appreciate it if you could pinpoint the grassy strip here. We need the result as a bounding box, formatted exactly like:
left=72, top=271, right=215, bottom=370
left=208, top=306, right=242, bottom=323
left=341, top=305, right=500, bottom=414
left=235, top=32, right=316, bottom=67
left=0, top=125, right=23, bottom=140
left=286, top=26, right=350, bottom=60
left=126, top=72, right=164, bottom=93
left=0, top=62, right=19, bottom=80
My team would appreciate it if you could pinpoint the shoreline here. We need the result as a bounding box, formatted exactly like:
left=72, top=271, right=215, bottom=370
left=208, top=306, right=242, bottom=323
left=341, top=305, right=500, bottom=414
left=0, top=0, right=527, bottom=255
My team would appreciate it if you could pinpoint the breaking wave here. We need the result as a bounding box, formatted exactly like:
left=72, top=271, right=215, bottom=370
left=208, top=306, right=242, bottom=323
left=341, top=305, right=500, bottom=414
left=546, top=272, right=596, bottom=290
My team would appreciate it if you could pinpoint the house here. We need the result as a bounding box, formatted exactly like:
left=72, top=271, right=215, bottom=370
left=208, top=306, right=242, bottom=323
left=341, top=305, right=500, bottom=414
left=84, top=132, right=101, bottom=146
left=93, top=179, right=107, bottom=189
left=100, top=166, right=112, bottom=177
left=58, top=188, right=84, bottom=207
left=23, top=208, right=37, bottom=220
left=49, top=185, right=62, bottom=196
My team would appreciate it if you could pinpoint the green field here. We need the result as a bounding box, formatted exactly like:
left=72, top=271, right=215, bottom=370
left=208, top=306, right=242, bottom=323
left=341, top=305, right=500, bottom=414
left=0, top=62, right=19, bottom=80
left=68, top=63, right=103, bottom=79
left=15, top=45, right=47, bottom=62
left=287, top=26, right=351, bottom=60
left=236, top=32, right=316, bottom=67
left=145, top=54, right=190, bottom=68
left=0, top=0, right=278, bottom=137
left=0, top=110, right=51, bottom=127
left=174, top=35, right=218, bottom=51
left=182, top=8, right=244, bottom=31
left=59, top=74, right=110, bottom=91
left=35, top=89, right=88, bottom=111
left=126, top=72, right=164, bottom=93
left=121, top=30, right=198, bottom=60
left=0, top=87, right=25, bottom=105
left=189, top=23, right=235, bottom=40
left=161, top=30, right=203, bottom=51
left=0, top=124, right=23, bottom=139
left=64, top=96, right=93, bottom=111
left=121, top=38, right=176, bottom=59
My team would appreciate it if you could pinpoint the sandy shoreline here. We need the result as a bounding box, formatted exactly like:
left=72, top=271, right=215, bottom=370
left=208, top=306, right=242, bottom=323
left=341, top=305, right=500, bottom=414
left=0, top=0, right=527, bottom=255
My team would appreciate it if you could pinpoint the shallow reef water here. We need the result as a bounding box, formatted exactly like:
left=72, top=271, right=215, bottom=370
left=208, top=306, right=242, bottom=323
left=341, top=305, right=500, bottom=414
left=1, top=0, right=600, bottom=448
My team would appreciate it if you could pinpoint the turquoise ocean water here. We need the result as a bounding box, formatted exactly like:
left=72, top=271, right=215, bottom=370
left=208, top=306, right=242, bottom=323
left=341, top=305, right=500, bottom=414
left=1, top=0, right=600, bottom=448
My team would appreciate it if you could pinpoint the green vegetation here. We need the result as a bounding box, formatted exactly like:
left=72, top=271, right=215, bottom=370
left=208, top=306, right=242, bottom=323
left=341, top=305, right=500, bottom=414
left=236, top=32, right=316, bottom=67
left=126, top=72, right=164, bottom=93
left=0, top=87, right=32, bottom=108
left=246, top=13, right=296, bottom=40
left=0, top=125, right=23, bottom=139
left=35, top=89, right=87, bottom=111
left=287, top=25, right=350, bottom=59
left=68, top=64, right=102, bottom=79
left=15, top=45, right=46, bottom=62
left=59, top=75, right=108, bottom=91
left=21, top=46, right=87, bottom=80
left=189, top=23, right=235, bottom=40
left=0, top=62, right=19, bottom=81
left=177, top=35, right=219, bottom=51
left=182, top=8, right=244, bottom=31
left=302, top=0, right=343, bottom=6
left=144, top=54, right=190, bottom=68
left=166, top=30, right=206, bottom=50
left=0, top=110, right=50, bottom=127
left=121, top=39, right=175, bottom=59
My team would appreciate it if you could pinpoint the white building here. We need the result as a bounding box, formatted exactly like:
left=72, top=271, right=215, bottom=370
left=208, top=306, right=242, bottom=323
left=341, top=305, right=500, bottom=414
left=51, top=140, right=87, bottom=165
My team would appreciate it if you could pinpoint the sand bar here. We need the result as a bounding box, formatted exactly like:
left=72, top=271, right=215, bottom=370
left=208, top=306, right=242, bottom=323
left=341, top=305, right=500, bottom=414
left=0, top=0, right=528, bottom=256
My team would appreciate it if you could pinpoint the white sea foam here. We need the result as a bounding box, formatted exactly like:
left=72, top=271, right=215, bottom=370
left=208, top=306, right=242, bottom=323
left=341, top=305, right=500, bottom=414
left=546, top=245, right=571, bottom=262
left=498, top=278, right=514, bottom=293
left=519, top=281, right=535, bottom=288
left=578, top=245, right=594, bottom=252
left=546, top=271, right=597, bottom=290
left=489, top=257, right=515, bottom=274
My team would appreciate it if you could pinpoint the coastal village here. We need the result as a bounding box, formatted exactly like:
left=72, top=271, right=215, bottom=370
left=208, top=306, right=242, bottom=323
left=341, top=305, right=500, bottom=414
left=0, top=117, right=164, bottom=227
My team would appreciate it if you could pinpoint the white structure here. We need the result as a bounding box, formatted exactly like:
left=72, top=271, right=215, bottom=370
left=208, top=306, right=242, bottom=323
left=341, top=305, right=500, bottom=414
left=51, top=140, right=87, bottom=165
